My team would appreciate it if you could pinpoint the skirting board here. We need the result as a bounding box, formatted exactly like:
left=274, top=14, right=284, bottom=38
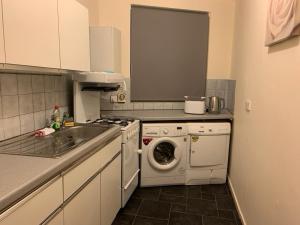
left=228, top=177, right=247, bottom=225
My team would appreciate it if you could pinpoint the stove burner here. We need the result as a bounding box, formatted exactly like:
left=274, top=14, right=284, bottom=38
left=94, top=118, right=134, bottom=127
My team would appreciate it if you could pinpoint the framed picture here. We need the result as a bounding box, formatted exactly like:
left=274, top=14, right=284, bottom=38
left=265, top=0, right=300, bottom=46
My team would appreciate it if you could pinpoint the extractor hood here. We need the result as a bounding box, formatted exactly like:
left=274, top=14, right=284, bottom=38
left=73, top=71, right=124, bottom=83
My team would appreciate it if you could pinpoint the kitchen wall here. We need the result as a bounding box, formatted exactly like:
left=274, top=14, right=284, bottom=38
left=77, top=0, right=236, bottom=79
left=229, top=1, right=300, bottom=225
left=77, top=0, right=99, bottom=26
left=0, top=73, right=72, bottom=140
left=100, top=78, right=236, bottom=112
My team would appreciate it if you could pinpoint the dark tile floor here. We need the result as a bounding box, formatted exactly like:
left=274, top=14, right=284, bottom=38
left=113, top=184, right=243, bottom=225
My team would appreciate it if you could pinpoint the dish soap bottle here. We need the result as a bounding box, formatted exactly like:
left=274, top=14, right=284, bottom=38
left=51, top=105, right=61, bottom=130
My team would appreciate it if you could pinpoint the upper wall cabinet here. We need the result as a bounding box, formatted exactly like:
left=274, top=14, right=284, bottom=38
left=58, top=0, right=90, bottom=71
left=2, top=0, right=60, bottom=68
left=0, top=1, right=6, bottom=64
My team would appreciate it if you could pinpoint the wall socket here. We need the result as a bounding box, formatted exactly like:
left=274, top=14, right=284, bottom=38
left=110, top=92, right=126, bottom=103
left=117, top=92, right=126, bottom=103
left=110, top=95, right=118, bottom=103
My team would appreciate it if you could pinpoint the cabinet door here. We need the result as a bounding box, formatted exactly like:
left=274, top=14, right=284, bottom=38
left=0, top=1, right=5, bottom=63
left=58, top=0, right=90, bottom=71
left=2, top=0, right=60, bottom=68
left=64, top=174, right=100, bottom=225
left=101, top=155, right=121, bottom=225
left=0, top=177, right=63, bottom=225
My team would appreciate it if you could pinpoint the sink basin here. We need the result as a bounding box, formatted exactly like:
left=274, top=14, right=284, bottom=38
left=0, top=125, right=112, bottom=158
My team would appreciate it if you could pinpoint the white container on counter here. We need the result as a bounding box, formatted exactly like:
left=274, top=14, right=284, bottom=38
left=184, top=96, right=206, bottom=115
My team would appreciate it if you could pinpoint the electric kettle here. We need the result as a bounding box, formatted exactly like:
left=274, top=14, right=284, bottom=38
left=208, top=96, right=225, bottom=114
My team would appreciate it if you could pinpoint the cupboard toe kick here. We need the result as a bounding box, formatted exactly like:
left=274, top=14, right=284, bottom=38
left=0, top=136, right=122, bottom=225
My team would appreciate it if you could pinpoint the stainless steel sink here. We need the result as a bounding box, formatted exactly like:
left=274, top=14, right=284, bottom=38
left=0, top=125, right=112, bottom=158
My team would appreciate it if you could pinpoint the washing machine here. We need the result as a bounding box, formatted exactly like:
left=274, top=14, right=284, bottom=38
left=186, top=122, right=231, bottom=185
left=141, top=123, right=189, bottom=187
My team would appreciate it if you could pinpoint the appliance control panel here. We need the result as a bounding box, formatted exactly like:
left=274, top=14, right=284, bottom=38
left=187, top=123, right=231, bottom=135
left=143, top=124, right=188, bottom=137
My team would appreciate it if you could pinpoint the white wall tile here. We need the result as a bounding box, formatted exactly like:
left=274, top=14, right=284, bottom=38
left=133, top=103, right=144, bottom=110
left=45, top=92, right=56, bottom=109
left=20, top=113, right=34, bottom=134
left=1, top=74, right=18, bottom=95
left=34, top=111, right=46, bottom=130
left=19, top=94, right=33, bottom=115
left=32, top=75, right=45, bottom=93
left=2, top=95, right=19, bottom=118
left=172, top=102, right=184, bottom=110
left=163, top=102, right=173, bottom=110
left=54, top=76, right=62, bottom=91
left=154, top=103, right=164, bottom=110
left=33, top=93, right=45, bottom=112
left=215, top=90, right=225, bottom=99
left=44, top=76, right=56, bottom=92
left=206, top=89, right=216, bottom=97
left=123, top=103, right=134, bottom=110
left=17, top=75, right=32, bottom=94
left=113, top=104, right=124, bottom=110
left=3, top=116, right=20, bottom=139
left=0, top=74, right=73, bottom=140
left=207, top=79, right=217, bottom=90
left=143, top=102, right=154, bottom=110
left=45, top=109, right=53, bottom=122
left=216, top=80, right=227, bottom=90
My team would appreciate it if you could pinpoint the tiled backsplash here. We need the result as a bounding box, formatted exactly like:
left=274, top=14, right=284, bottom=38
left=100, top=78, right=236, bottom=112
left=0, top=73, right=72, bottom=140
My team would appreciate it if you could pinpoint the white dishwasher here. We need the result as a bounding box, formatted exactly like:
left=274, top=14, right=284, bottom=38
left=186, top=123, right=231, bottom=185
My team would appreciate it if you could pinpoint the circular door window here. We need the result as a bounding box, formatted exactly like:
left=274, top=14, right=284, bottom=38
left=153, top=142, right=175, bottom=165
left=148, top=139, right=181, bottom=170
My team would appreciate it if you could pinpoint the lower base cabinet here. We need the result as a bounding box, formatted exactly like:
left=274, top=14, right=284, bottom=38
left=100, top=154, right=122, bottom=225
left=0, top=137, right=122, bottom=225
left=64, top=175, right=101, bottom=225
left=0, top=178, right=63, bottom=225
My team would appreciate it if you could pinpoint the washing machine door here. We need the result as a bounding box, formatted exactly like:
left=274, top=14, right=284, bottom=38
left=148, top=137, right=182, bottom=170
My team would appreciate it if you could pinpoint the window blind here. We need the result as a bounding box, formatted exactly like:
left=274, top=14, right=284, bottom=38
left=130, top=5, right=209, bottom=101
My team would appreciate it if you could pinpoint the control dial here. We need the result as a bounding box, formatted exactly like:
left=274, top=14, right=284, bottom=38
left=162, top=128, right=169, bottom=135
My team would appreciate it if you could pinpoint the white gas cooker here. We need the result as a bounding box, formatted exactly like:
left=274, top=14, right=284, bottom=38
left=94, top=118, right=140, bottom=207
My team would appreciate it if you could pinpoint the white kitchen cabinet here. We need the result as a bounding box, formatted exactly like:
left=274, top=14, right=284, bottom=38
left=101, top=154, right=122, bottom=225
left=63, top=136, right=121, bottom=200
left=0, top=177, right=63, bottom=225
left=0, top=1, right=5, bottom=64
left=2, top=0, right=60, bottom=68
left=64, top=174, right=100, bottom=225
left=90, top=27, right=121, bottom=73
left=58, top=0, right=90, bottom=71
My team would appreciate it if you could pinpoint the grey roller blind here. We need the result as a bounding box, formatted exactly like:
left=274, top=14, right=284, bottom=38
left=130, top=6, right=209, bottom=102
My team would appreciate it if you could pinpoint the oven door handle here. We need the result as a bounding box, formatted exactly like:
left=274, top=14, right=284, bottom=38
left=124, top=169, right=140, bottom=190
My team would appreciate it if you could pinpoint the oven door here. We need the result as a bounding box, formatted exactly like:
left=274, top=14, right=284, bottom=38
left=122, top=132, right=140, bottom=207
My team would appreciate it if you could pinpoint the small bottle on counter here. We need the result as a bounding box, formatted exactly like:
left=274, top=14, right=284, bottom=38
left=51, top=105, right=61, bottom=130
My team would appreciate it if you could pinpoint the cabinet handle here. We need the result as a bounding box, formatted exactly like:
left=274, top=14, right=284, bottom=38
left=40, top=207, right=62, bottom=225
left=124, top=169, right=140, bottom=190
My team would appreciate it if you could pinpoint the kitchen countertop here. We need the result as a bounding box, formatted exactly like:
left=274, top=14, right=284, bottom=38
left=101, top=109, right=233, bottom=121
left=0, top=126, right=121, bottom=213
